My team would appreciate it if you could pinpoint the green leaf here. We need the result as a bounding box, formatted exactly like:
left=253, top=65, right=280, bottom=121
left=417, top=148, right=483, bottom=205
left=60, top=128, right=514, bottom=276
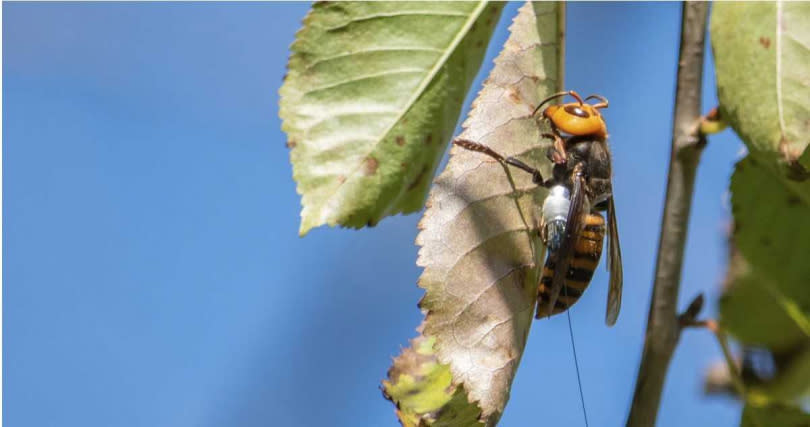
left=712, top=3, right=810, bottom=406
left=391, top=3, right=563, bottom=424
left=741, top=403, right=810, bottom=427
left=711, top=2, right=810, bottom=171
left=720, top=155, right=810, bottom=400
left=280, top=1, right=504, bottom=235
left=721, top=158, right=810, bottom=348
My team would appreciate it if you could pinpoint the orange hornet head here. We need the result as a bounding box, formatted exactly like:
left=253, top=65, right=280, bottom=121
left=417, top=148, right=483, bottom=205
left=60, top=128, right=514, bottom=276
left=535, top=91, right=609, bottom=138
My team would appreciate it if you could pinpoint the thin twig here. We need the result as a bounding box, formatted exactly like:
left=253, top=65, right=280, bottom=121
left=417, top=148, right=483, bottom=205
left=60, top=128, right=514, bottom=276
left=626, top=2, right=710, bottom=426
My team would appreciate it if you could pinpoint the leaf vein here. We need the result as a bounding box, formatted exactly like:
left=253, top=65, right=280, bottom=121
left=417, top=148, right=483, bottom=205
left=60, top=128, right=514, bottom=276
left=451, top=261, right=534, bottom=324
left=303, top=68, right=426, bottom=95
left=300, top=109, right=399, bottom=130
left=304, top=47, right=444, bottom=70
left=776, top=1, right=787, bottom=138
left=785, top=32, right=810, bottom=53
left=324, top=11, right=470, bottom=32
left=317, top=1, right=491, bottom=217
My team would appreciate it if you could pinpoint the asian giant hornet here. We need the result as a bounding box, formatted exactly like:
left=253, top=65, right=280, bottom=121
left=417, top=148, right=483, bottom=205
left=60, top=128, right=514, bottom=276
left=454, top=90, right=623, bottom=325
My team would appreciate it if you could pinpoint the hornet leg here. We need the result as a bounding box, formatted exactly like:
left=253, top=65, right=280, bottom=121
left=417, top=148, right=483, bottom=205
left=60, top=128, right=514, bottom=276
left=453, top=139, right=550, bottom=186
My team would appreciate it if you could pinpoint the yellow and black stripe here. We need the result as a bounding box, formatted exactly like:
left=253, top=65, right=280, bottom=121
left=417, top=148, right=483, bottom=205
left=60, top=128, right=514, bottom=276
left=536, top=213, right=605, bottom=317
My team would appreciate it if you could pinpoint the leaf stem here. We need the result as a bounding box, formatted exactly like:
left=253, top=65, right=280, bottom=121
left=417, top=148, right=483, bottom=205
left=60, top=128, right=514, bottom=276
left=625, top=2, right=710, bottom=426
left=708, top=321, right=747, bottom=399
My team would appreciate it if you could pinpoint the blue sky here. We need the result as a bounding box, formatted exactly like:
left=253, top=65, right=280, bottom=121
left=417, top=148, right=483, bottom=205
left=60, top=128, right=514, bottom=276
left=5, top=3, right=744, bottom=426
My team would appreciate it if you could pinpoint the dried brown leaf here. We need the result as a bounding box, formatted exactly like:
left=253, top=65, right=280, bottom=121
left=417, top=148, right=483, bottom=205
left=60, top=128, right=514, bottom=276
left=416, top=2, right=563, bottom=422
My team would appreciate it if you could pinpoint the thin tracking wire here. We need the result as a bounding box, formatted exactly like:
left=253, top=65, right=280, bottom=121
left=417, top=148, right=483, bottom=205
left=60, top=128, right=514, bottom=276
left=565, top=291, right=589, bottom=427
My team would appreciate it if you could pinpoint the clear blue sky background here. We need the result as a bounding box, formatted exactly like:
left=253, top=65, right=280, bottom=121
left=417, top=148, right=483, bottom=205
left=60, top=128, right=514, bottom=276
left=5, top=3, right=745, bottom=426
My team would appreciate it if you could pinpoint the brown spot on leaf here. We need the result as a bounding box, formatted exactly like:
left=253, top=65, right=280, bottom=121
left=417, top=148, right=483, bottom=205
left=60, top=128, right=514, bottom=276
left=286, top=140, right=297, bottom=149
left=406, top=388, right=422, bottom=397
left=508, top=87, right=522, bottom=104
left=363, top=157, right=379, bottom=175
left=395, top=136, right=405, bottom=146
left=424, top=134, right=433, bottom=145
left=337, top=175, right=346, bottom=184
left=759, top=36, right=771, bottom=48
left=777, top=135, right=805, bottom=166
left=476, top=40, right=483, bottom=48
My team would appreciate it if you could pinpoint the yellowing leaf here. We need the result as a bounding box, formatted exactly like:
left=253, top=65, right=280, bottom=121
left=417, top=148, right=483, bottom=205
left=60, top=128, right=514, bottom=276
left=280, top=1, right=504, bottom=235
left=383, top=335, right=483, bottom=427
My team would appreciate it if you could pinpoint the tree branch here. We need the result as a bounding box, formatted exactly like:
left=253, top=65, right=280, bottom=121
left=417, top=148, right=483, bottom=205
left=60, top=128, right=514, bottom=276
left=626, top=2, right=710, bottom=426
